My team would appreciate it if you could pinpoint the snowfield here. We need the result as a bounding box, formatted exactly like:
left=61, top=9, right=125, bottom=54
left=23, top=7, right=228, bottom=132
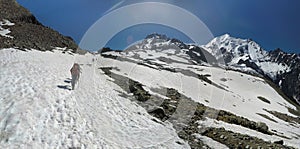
left=101, top=49, right=299, bottom=148
left=0, top=48, right=188, bottom=148
left=0, top=48, right=299, bottom=148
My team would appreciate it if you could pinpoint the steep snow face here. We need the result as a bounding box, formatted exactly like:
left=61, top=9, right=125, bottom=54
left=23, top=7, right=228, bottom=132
left=0, top=48, right=188, bottom=148
left=0, top=19, right=14, bottom=38
left=202, top=34, right=291, bottom=80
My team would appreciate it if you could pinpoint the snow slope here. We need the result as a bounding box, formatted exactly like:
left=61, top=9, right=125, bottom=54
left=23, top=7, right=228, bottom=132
left=1, top=46, right=299, bottom=148
left=101, top=49, right=299, bottom=147
left=0, top=48, right=188, bottom=148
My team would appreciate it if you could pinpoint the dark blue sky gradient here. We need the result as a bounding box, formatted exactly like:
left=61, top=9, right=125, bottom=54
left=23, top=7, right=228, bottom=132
left=16, top=0, right=300, bottom=53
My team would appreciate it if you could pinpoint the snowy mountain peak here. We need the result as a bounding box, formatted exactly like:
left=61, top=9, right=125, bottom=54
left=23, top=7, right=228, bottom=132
left=205, top=34, right=265, bottom=60
left=203, top=34, right=300, bottom=105
left=118, top=33, right=216, bottom=65
left=203, top=34, right=290, bottom=79
left=215, top=33, right=230, bottom=42
left=145, top=33, right=169, bottom=40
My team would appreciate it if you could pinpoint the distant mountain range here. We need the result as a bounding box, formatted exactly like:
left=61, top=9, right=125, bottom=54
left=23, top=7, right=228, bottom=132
left=105, top=33, right=299, bottom=105
left=100, top=33, right=300, bottom=148
left=202, top=34, right=300, bottom=105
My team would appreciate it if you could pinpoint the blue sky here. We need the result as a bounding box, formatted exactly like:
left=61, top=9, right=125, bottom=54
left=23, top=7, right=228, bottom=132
left=17, top=0, right=300, bottom=53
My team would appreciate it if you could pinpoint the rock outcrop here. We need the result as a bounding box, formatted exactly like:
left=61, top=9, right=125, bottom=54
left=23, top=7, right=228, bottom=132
left=0, top=0, right=78, bottom=52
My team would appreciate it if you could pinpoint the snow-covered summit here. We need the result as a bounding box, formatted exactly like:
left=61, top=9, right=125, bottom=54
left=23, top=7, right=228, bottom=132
left=102, top=33, right=216, bottom=66
left=202, top=34, right=300, bottom=105
left=126, top=33, right=188, bottom=52
left=202, top=34, right=290, bottom=80
left=204, top=34, right=267, bottom=63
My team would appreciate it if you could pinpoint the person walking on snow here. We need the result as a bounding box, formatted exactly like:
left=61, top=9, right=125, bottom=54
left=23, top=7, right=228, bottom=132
left=70, top=63, right=81, bottom=90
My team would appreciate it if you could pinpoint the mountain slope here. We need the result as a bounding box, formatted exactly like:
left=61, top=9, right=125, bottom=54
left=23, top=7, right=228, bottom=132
left=1, top=1, right=299, bottom=147
left=269, top=49, right=300, bottom=106
left=0, top=0, right=77, bottom=52
left=0, top=48, right=188, bottom=148
left=202, top=34, right=300, bottom=105
left=1, top=46, right=299, bottom=148
left=1, top=31, right=299, bottom=148
left=101, top=35, right=299, bottom=148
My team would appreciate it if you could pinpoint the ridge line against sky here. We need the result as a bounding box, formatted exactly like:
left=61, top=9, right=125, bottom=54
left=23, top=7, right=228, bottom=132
left=16, top=0, right=300, bottom=53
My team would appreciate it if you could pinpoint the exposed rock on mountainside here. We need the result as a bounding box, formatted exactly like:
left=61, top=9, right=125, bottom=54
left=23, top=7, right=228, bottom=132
left=269, top=49, right=300, bottom=105
left=100, top=33, right=299, bottom=148
left=99, top=67, right=296, bottom=149
left=0, top=0, right=77, bottom=52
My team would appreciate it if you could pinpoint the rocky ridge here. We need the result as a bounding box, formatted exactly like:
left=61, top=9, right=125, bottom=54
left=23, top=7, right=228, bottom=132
left=0, top=0, right=78, bottom=52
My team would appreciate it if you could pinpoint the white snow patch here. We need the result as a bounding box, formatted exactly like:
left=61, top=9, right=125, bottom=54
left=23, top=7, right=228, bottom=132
left=257, top=62, right=290, bottom=80
left=193, top=134, right=229, bottom=149
left=0, top=19, right=15, bottom=38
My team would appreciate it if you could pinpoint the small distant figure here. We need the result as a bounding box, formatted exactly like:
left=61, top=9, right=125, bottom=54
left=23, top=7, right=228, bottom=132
left=70, top=63, right=81, bottom=90
left=92, top=57, right=97, bottom=62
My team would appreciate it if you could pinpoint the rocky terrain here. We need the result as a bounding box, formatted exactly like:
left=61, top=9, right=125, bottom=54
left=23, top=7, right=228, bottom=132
left=0, top=0, right=77, bottom=52
left=269, top=49, right=300, bottom=106
left=100, top=66, right=297, bottom=148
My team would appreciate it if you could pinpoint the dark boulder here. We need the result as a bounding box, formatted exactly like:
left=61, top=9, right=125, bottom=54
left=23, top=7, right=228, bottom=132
left=148, top=107, right=166, bottom=120
left=274, top=140, right=284, bottom=145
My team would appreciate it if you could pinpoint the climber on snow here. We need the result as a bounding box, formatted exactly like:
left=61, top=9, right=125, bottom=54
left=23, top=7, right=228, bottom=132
left=70, top=63, right=81, bottom=90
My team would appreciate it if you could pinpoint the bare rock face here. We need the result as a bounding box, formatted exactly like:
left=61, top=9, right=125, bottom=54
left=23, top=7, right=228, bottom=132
left=269, top=49, right=300, bottom=105
left=0, top=0, right=78, bottom=52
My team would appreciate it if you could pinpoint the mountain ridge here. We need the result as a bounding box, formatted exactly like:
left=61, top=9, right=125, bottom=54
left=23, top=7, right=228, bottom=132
left=102, top=33, right=300, bottom=105
left=99, top=33, right=300, bottom=148
left=202, top=34, right=300, bottom=105
left=0, top=0, right=78, bottom=52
